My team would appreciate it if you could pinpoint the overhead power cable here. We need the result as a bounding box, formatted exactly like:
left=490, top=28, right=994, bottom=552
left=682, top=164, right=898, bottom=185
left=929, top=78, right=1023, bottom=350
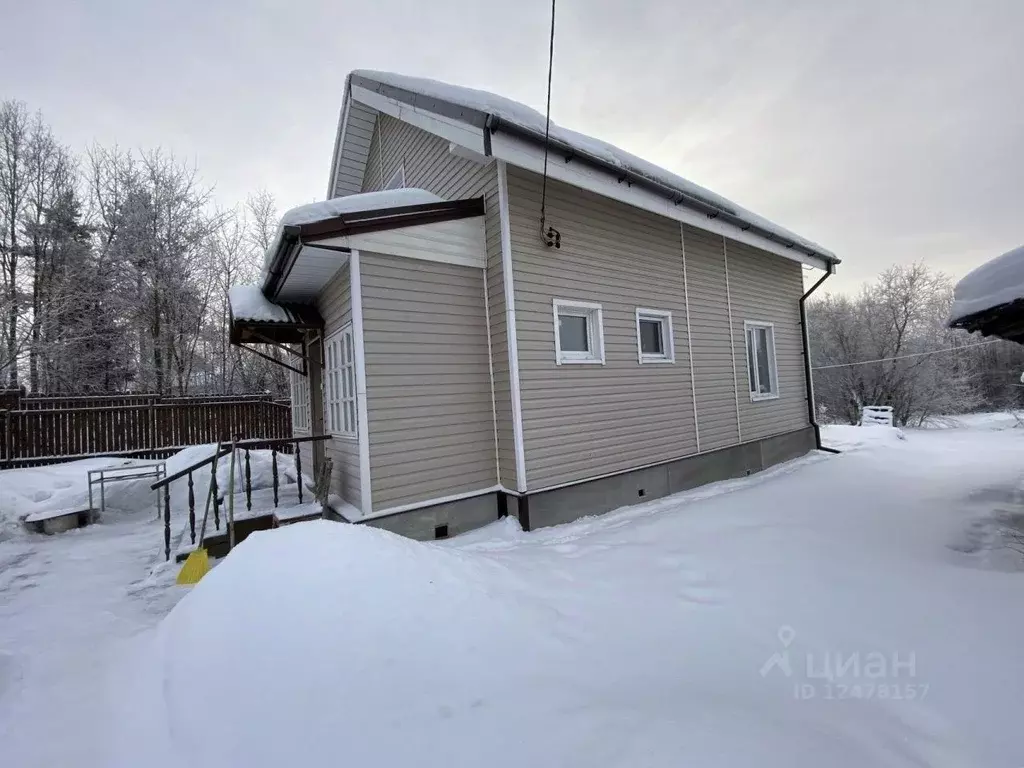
left=539, top=0, right=560, bottom=248
left=812, top=338, right=1002, bottom=370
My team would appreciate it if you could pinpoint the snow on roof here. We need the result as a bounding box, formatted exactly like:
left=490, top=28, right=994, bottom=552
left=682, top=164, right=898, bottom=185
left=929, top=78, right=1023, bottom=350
left=279, top=188, right=443, bottom=228
left=352, top=69, right=834, bottom=260
left=228, top=284, right=292, bottom=323
left=262, top=188, right=444, bottom=273
left=950, top=245, right=1024, bottom=322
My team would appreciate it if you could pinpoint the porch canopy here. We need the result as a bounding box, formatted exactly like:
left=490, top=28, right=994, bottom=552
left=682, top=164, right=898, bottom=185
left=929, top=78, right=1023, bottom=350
left=949, top=245, right=1024, bottom=344
left=228, top=284, right=323, bottom=346
left=259, top=188, right=485, bottom=303
left=229, top=188, right=486, bottom=372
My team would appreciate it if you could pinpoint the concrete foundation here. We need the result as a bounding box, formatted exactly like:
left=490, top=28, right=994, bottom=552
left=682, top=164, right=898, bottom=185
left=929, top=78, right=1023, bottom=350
left=527, top=427, right=815, bottom=530
left=364, top=492, right=501, bottom=540
left=361, top=427, right=817, bottom=540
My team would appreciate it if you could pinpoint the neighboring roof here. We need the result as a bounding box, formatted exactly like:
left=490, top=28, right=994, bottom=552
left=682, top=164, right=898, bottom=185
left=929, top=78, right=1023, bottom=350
left=349, top=69, right=837, bottom=265
left=949, top=245, right=1024, bottom=343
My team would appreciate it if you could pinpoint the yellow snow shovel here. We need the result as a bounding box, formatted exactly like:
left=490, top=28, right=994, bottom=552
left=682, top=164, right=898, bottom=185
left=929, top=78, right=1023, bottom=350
left=176, top=445, right=224, bottom=585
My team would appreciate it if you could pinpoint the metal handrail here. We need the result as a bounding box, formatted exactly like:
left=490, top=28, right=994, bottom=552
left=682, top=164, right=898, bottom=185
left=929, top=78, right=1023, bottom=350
left=155, top=433, right=332, bottom=561
left=152, top=434, right=331, bottom=490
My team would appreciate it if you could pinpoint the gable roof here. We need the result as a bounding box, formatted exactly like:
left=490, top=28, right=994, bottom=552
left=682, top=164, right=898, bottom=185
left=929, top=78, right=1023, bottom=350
left=332, top=70, right=837, bottom=268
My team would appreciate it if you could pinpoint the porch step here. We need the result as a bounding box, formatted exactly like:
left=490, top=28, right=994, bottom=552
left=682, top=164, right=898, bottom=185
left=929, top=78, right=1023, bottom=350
left=175, top=512, right=275, bottom=562
left=173, top=500, right=325, bottom=563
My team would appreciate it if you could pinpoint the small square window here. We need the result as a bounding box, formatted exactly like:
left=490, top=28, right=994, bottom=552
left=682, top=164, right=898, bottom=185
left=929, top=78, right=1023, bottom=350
left=559, top=315, right=590, bottom=352
left=635, top=309, right=674, bottom=364
left=553, top=300, right=604, bottom=364
left=744, top=321, right=779, bottom=400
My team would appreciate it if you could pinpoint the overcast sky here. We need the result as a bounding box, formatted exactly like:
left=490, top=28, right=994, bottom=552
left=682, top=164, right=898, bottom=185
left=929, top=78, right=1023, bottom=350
left=2, top=0, right=1021, bottom=293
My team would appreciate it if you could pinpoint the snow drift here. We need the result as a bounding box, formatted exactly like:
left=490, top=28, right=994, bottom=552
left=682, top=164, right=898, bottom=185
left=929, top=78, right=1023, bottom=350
left=134, top=485, right=1023, bottom=768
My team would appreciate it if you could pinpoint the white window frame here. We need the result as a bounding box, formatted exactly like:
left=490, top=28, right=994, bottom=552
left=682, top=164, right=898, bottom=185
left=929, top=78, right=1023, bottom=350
left=552, top=299, right=605, bottom=365
left=635, top=308, right=675, bottom=364
left=324, top=324, right=358, bottom=438
left=384, top=164, right=405, bottom=190
left=289, top=365, right=310, bottom=431
left=744, top=320, right=780, bottom=401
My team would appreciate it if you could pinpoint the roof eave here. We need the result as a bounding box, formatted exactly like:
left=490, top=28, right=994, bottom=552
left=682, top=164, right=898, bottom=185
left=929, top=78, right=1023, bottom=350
left=485, top=114, right=839, bottom=266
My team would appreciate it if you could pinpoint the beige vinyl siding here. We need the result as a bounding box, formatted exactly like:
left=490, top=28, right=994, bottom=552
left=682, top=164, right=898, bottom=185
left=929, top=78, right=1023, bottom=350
left=308, top=264, right=362, bottom=510
left=361, top=113, right=515, bottom=488
left=333, top=101, right=378, bottom=197
left=682, top=225, right=742, bottom=451
left=725, top=240, right=809, bottom=439
left=505, top=166, right=698, bottom=489
left=361, top=113, right=488, bottom=199
left=361, top=251, right=496, bottom=508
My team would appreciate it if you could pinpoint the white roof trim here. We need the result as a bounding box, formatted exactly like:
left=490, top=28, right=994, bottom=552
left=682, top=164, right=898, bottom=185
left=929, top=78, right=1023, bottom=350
left=336, top=75, right=833, bottom=271
left=491, top=132, right=831, bottom=271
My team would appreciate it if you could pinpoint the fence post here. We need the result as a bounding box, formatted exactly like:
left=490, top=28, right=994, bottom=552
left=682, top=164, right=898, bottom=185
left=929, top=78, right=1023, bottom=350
left=1, top=411, right=9, bottom=465
left=149, top=396, right=157, bottom=456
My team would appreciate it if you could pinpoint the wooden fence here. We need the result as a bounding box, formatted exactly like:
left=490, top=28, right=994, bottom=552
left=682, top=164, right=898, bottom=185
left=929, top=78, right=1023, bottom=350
left=0, top=393, right=292, bottom=468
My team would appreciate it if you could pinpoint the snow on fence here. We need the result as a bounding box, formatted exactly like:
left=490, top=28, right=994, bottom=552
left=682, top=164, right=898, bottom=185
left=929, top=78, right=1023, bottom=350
left=860, top=405, right=895, bottom=427
left=0, top=394, right=292, bottom=468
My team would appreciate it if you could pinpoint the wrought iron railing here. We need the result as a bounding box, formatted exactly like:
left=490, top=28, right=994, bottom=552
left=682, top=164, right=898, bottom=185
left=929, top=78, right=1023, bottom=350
left=151, top=434, right=331, bottom=561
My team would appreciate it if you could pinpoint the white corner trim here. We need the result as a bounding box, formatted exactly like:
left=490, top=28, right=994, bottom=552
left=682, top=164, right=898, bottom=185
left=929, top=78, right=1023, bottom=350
left=635, top=307, right=675, bottom=364
left=326, top=89, right=351, bottom=199
left=349, top=249, right=373, bottom=516
left=722, top=237, right=743, bottom=443
left=497, top=161, right=528, bottom=493
left=743, top=320, right=782, bottom=401
left=680, top=225, right=701, bottom=453
left=552, top=299, right=606, bottom=365
left=482, top=270, right=501, bottom=486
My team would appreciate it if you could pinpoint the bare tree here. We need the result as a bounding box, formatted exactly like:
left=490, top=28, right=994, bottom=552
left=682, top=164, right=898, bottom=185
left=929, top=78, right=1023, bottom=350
left=810, top=263, right=997, bottom=426
left=0, top=101, right=31, bottom=385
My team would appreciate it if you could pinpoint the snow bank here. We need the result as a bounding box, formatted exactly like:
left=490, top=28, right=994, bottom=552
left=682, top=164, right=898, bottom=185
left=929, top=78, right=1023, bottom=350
left=950, top=244, right=1024, bottom=322
left=228, top=284, right=292, bottom=323
left=261, top=188, right=443, bottom=271
left=0, top=458, right=164, bottom=540
left=9, top=419, right=1024, bottom=766
left=0, top=446, right=297, bottom=542
left=152, top=522, right=573, bottom=766
left=352, top=70, right=834, bottom=260
left=820, top=424, right=906, bottom=451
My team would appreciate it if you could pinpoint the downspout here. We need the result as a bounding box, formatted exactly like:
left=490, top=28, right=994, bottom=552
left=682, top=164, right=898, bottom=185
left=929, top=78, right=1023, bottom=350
left=800, top=265, right=840, bottom=454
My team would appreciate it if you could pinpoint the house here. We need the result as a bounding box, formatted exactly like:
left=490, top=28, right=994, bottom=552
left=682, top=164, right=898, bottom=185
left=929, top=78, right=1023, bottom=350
left=228, top=70, right=840, bottom=540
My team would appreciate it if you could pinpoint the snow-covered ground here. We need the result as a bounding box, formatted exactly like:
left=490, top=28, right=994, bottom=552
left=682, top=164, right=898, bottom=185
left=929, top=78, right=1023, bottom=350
left=2, top=421, right=1023, bottom=767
